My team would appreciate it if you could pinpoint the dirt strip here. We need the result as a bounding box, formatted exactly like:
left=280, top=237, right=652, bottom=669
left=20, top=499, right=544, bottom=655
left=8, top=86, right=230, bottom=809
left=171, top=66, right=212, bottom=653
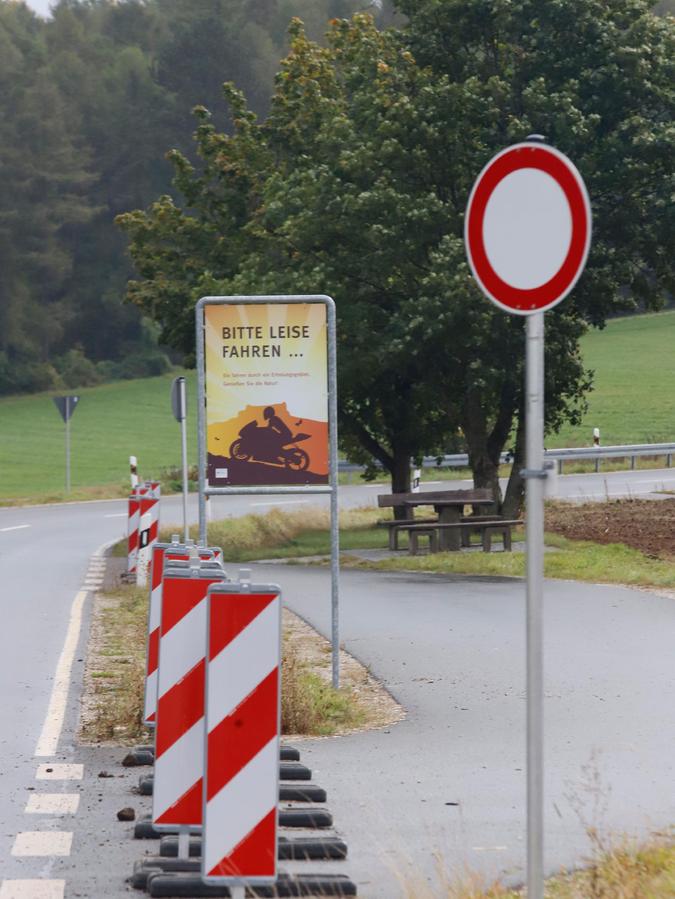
left=546, top=498, right=675, bottom=560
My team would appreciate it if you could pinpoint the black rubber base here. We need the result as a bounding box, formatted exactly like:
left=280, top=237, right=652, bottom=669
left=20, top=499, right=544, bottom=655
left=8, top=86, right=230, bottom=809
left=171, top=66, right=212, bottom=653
left=139, top=763, right=311, bottom=797
left=138, top=776, right=154, bottom=796
left=132, top=839, right=347, bottom=888
left=279, top=785, right=326, bottom=803
left=158, top=812, right=332, bottom=858
left=146, top=872, right=356, bottom=897
left=280, top=746, right=300, bottom=762
left=129, top=746, right=298, bottom=765
left=279, top=762, right=311, bottom=781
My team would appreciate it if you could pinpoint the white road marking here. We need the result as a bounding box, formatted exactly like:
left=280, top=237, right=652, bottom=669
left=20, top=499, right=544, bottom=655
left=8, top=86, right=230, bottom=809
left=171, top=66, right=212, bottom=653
left=0, top=525, right=30, bottom=533
left=0, top=881, right=65, bottom=899
left=34, top=590, right=87, bottom=757
left=249, top=500, right=310, bottom=507
left=11, top=832, right=72, bottom=857
left=25, top=794, right=80, bottom=815
left=35, top=763, right=83, bottom=781
left=104, top=512, right=127, bottom=518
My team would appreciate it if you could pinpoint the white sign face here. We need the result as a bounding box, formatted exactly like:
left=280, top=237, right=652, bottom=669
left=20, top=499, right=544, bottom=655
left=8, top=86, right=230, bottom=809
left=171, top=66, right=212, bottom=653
left=465, top=142, right=592, bottom=315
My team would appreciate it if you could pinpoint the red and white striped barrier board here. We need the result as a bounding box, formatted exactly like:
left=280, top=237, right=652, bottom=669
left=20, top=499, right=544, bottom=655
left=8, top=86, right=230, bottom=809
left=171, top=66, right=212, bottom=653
left=136, top=493, right=160, bottom=586
left=127, top=495, right=140, bottom=574
left=202, top=582, right=282, bottom=884
left=153, top=566, right=227, bottom=828
left=143, top=542, right=221, bottom=726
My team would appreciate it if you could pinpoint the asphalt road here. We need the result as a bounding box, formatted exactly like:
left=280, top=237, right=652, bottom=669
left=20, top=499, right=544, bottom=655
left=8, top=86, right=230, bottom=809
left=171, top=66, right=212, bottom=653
left=253, top=564, right=675, bottom=897
left=0, top=468, right=673, bottom=896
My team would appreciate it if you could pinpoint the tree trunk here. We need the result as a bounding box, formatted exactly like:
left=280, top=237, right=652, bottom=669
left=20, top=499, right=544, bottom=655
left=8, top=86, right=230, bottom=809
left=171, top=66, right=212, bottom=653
left=468, top=446, right=501, bottom=512
left=389, top=447, right=412, bottom=520
left=502, top=408, right=526, bottom=518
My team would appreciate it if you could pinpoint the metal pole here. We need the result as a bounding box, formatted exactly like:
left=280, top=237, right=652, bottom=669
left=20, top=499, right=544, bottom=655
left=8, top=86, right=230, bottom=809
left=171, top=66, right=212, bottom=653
left=327, top=300, right=340, bottom=689
left=525, top=311, right=545, bottom=899
left=195, top=301, right=208, bottom=546
left=179, top=378, right=190, bottom=543
left=65, top=396, right=71, bottom=494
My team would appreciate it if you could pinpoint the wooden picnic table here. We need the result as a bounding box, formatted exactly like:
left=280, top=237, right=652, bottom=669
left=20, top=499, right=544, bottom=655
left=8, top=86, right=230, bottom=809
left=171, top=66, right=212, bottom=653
left=378, top=489, right=494, bottom=552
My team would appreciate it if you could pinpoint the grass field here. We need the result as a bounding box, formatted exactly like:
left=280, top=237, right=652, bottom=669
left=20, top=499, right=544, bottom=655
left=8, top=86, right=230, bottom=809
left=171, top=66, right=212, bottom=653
left=0, top=371, right=198, bottom=501
left=553, top=310, right=675, bottom=447
left=1, top=311, right=673, bottom=502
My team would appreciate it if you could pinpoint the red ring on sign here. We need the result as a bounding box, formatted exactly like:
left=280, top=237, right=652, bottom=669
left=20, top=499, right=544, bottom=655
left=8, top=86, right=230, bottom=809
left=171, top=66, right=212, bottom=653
left=467, top=146, right=589, bottom=312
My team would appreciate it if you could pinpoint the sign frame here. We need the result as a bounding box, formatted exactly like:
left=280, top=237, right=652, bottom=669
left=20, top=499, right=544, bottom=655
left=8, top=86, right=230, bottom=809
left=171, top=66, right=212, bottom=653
left=195, top=295, right=340, bottom=688
left=464, top=141, right=591, bottom=316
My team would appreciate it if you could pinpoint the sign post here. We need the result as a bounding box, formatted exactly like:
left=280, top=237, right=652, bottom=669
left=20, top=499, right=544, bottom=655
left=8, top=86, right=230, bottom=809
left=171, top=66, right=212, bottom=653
left=170, top=376, right=190, bottom=542
left=52, top=395, right=80, bottom=493
left=195, top=295, right=340, bottom=687
left=465, top=138, right=591, bottom=898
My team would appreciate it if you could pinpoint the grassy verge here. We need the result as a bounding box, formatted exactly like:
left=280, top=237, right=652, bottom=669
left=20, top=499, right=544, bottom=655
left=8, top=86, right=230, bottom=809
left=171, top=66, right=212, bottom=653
left=407, top=830, right=675, bottom=897
left=345, top=533, right=675, bottom=590
left=144, top=504, right=675, bottom=590
left=80, top=580, right=375, bottom=745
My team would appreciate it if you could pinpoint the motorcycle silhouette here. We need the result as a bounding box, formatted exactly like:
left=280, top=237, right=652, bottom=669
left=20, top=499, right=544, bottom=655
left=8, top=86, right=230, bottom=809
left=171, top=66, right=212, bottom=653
left=229, top=421, right=311, bottom=471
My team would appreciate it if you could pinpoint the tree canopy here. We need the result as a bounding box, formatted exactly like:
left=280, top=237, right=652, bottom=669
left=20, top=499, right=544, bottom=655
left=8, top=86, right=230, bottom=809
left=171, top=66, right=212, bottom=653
left=0, top=0, right=369, bottom=394
left=119, top=3, right=673, bottom=508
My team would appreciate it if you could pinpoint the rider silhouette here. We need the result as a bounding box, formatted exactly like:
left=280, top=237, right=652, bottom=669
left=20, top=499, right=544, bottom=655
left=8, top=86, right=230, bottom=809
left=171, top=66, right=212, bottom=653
left=263, top=406, right=292, bottom=458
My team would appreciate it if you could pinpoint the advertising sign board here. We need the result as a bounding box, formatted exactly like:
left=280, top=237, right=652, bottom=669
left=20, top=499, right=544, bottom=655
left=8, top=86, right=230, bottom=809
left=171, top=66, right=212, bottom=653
left=202, top=301, right=329, bottom=488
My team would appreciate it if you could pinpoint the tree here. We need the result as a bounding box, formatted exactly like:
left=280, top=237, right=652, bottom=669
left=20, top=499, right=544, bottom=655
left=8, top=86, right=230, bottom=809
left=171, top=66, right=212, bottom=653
left=119, top=6, right=673, bottom=510
left=393, top=0, right=674, bottom=510
left=0, top=0, right=95, bottom=393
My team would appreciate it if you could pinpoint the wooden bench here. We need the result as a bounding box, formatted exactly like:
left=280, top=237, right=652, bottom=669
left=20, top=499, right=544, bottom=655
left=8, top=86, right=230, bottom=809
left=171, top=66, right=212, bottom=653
left=392, top=519, right=524, bottom=555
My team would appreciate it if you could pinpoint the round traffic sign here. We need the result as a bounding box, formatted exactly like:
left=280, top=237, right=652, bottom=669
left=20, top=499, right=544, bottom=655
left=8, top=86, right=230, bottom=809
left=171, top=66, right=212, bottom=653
left=465, top=142, right=591, bottom=315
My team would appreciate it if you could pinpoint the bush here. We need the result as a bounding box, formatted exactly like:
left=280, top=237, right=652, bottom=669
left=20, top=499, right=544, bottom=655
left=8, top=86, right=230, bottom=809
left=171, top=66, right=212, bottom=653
left=0, top=353, right=62, bottom=395
left=55, top=348, right=103, bottom=388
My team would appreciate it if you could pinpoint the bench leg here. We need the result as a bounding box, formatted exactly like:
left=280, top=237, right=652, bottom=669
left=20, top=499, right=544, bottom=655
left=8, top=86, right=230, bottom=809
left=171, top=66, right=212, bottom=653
left=429, top=531, right=439, bottom=553
left=389, top=529, right=397, bottom=551
left=460, top=525, right=471, bottom=548
left=503, top=527, right=512, bottom=552
left=483, top=530, right=492, bottom=553
left=409, top=532, right=419, bottom=556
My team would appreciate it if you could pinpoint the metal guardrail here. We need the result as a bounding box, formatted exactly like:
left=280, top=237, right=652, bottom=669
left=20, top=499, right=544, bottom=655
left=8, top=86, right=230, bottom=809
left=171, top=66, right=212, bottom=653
left=339, top=442, right=675, bottom=475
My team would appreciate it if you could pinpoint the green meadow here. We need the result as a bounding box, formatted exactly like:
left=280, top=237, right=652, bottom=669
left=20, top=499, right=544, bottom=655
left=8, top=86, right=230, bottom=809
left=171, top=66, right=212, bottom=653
left=0, top=311, right=673, bottom=503
left=0, top=371, right=198, bottom=502
left=553, top=310, right=675, bottom=447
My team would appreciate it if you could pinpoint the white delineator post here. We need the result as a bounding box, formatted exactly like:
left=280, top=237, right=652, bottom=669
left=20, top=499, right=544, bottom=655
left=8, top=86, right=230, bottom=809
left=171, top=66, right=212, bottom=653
left=127, top=494, right=140, bottom=574
left=203, top=583, right=281, bottom=885
left=153, top=567, right=227, bottom=828
left=129, top=455, right=139, bottom=490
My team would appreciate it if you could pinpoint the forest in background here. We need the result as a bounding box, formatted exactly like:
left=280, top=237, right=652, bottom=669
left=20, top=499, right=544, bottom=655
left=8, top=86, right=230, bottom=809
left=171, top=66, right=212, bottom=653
left=0, top=0, right=398, bottom=395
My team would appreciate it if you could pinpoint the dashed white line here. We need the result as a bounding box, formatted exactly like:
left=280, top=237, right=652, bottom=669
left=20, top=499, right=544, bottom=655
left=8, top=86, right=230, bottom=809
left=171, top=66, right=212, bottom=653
left=11, top=832, right=72, bottom=857
left=0, top=881, right=65, bottom=899
left=34, top=590, right=87, bottom=758
left=0, top=525, right=30, bottom=533
left=104, top=512, right=127, bottom=518
left=35, top=763, right=83, bottom=781
left=25, top=794, right=80, bottom=815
